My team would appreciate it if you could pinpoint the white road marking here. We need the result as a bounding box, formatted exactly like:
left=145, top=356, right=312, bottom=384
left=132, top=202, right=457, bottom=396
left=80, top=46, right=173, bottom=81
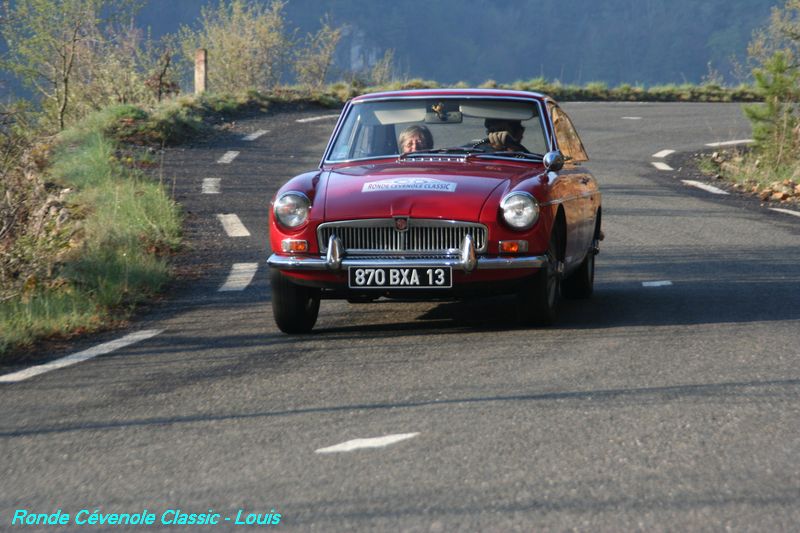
left=242, top=129, right=268, bottom=141
left=653, top=149, right=675, bottom=158
left=705, top=139, right=754, bottom=148
left=202, top=178, right=221, bottom=194
left=217, top=151, right=240, bottom=164
left=652, top=162, right=674, bottom=171
left=643, top=281, right=673, bottom=288
left=315, top=433, right=420, bottom=454
left=681, top=180, right=730, bottom=195
left=770, top=207, right=800, bottom=218
left=217, top=214, right=251, bottom=237
left=219, top=263, right=258, bottom=292
left=296, top=114, right=339, bottom=124
left=621, top=116, right=642, bottom=120
left=0, top=330, right=163, bottom=383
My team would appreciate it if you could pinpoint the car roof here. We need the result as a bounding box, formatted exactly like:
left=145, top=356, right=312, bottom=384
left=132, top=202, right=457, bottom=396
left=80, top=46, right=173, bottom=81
left=350, top=88, right=551, bottom=103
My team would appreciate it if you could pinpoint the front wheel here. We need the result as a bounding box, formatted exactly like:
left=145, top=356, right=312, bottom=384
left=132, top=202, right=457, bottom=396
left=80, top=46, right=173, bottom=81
left=515, top=231, right=560, bottom=326
left=270, top=270, right=320, bottom=334
left=562, top=249, right=594, bottom=299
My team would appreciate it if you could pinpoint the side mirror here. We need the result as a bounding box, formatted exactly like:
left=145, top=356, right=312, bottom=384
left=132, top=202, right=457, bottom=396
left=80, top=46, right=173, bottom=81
left=543, top=151, right=565, bottom=172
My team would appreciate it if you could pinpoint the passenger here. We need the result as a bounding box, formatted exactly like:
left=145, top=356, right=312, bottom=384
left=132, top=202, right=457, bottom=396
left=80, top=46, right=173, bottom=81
left=483, top=118, right=529, bottom=152
left=398, top=125, right=434, bottom=154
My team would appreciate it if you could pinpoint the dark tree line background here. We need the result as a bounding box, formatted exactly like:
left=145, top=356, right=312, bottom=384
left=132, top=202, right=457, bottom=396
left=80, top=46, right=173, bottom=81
left=134, top=0, right=778, bottom=86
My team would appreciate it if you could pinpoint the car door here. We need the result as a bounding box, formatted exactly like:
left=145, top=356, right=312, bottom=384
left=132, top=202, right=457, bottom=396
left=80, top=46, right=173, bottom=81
left=548, top=104, right=597, bottom=267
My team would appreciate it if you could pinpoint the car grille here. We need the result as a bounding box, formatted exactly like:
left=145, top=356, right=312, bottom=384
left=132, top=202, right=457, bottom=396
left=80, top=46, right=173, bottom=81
left=317, top=219, right=488, bottom=255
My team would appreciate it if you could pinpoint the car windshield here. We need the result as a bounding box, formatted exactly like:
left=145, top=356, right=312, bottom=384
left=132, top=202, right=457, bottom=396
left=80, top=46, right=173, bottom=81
left=326, top=98, right=549, bottom=163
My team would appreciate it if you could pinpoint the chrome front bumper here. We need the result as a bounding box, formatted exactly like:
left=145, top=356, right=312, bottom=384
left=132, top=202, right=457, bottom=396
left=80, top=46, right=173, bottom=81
left=267, top=234, right=546, bottom=272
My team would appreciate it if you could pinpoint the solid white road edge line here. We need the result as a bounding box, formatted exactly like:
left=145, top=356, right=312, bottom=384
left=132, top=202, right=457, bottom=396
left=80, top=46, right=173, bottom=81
left=0, top=329, right=164, bottom=383
left=242, top=129, right=269, bottom=141
left=681, top=180, right=730, bottom=195
left=315, top=433, right=420, bottom=454
left=202, top=178, right=221, bottom=194
left=642, top=281, right=673, bottom=288
left=219, top=263, right=259, bottom=292
left=770, top=207, right=800, bottom=218
left=705, top=139, right=754, bottom=148
left=296, top=114, right=339, bottom=123
left=652, top=162, right=674, bottom=171
left=217, top=214, right=251, bottom=237
left=653, top=149, right=675, bottom=158
left=217, top=151, right=240, bottom=164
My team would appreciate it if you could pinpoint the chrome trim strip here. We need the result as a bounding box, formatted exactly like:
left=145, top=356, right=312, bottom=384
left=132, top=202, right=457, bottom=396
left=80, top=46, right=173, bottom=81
left=351, top=94, right=545, bottom=104
left=267, top=254, right=547, bottom=271
left=540, top=191, right=596, bottom=207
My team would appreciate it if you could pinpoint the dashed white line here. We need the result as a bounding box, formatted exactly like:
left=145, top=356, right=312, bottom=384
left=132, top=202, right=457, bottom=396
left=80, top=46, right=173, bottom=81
left=217, top=151, right=240, bottom=164
left=653, top=149, right=675, bottom=158
left=0, top=330, right=163, bottom=383
left=296, top=114, right=339, bottom=124
left=705, top=139, right=754, bottom=148
left=652, top=162, right=674, bottom=171
left=621, top=116, right=642, bottom=120
left=315, top=433, right=420, bottom=454
left=242, top=129, right=269, bottom=141
left=681, top=180, right=730, bottom=195
left=642, top=281, right=673, bottom=288
left=219, top=263, right=258, bottom=292
left=217, top=214, right=251, bottom=237
left=770, top=207, right=800, bottom=218
left=202, top=178, right=221, bottom=194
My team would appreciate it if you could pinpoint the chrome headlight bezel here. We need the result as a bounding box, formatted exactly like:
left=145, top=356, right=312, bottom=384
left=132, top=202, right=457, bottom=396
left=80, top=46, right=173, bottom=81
left=273, top=192, right=311, bottom=229
left=500, top=191, right=539, bottom=230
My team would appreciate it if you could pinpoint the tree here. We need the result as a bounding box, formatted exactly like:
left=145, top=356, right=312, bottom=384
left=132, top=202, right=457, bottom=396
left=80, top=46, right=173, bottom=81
left=0, top=0, right=143, bottom=130
left=177, top=0, right=292, bottom=93
left=744, top=0, right=800, bottom=167
left=294, top=16, right=342, bottom=92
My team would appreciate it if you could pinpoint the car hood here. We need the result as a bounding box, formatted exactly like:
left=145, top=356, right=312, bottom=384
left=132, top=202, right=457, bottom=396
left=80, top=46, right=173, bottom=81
left=323, top=161, right=542, bottom=220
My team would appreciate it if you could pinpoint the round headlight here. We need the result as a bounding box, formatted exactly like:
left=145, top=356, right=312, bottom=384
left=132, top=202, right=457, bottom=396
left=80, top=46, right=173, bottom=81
left=274, top=192, right=311, bottom=228
left=501, top=192, right=539, bottom=230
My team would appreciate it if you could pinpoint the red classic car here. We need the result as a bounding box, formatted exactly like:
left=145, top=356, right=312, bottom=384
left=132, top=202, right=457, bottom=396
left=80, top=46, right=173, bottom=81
left=267, top=89, right=601, bottom=333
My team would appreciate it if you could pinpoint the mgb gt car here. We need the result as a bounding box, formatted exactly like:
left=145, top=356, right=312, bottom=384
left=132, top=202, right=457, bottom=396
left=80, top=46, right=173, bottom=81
left=267, top=89, right=601, bottom=333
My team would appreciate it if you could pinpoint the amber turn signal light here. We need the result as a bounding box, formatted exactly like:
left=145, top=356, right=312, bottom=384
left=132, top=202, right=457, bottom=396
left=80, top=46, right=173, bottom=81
left=281, top=239, right=309, bottom=253
left=499, top=240, right=529, bottom=253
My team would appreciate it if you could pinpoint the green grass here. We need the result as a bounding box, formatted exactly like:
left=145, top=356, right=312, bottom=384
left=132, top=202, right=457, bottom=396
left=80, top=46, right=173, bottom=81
left=698, top=150, right=800, bottom=200
left=0, top=112, right=182, bottom=356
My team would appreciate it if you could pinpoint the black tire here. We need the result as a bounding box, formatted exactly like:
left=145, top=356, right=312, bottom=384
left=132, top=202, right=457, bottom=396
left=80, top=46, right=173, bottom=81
left=516, top=230, right=560, bottom=326
left=269, top=270, right=320, bottom=334
left=562, top=249, right=594, bottom=299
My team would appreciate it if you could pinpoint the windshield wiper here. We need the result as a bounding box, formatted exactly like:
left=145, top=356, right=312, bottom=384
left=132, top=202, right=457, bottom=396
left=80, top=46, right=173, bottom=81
left=398, top=147, right=488, bottom=160
left=470, top=151, right=544, bottom=161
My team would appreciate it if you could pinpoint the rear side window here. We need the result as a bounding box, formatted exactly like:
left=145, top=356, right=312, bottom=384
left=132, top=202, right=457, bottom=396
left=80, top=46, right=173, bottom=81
left=551, top=106, right=589, bottom=163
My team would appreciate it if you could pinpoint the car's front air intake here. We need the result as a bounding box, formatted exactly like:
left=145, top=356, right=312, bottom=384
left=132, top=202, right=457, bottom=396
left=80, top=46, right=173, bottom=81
left=317, top=219, right=487, bottom=255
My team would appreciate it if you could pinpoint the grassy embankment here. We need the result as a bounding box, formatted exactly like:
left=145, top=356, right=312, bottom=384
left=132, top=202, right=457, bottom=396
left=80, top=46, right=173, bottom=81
left=0, top=81, right=764, bottom=357
left=696, top=150, right=800, bottom=204
left=324, top=78, right=762, bottom=102
left=0, top=107, right=185, bottom=354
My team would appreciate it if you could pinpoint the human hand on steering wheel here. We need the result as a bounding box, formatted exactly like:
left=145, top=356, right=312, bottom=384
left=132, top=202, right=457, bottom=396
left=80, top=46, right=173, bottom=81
left=487, top=131, right=519, bottom=150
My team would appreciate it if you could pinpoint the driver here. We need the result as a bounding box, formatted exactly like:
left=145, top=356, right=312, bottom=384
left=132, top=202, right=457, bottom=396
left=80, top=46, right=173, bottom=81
left=398, top=125, right=434, bottom=154
left=483, top=118, right=529, bottom=152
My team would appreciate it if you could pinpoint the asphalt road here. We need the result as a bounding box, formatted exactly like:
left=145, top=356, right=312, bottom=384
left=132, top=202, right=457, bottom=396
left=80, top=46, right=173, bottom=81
left=1, top=103, right=799, bottom=532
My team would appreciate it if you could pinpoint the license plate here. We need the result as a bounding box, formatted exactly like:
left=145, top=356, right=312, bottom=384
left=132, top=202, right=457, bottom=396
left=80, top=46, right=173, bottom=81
left=348, top=267, right=452, bottom=289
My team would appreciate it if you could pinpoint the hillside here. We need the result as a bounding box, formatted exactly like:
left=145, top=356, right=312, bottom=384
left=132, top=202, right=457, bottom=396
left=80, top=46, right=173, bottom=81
left=135, top=0, right=780, bottom=86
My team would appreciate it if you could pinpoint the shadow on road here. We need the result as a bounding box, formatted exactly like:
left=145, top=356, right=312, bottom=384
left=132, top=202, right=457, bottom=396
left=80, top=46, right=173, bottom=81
left=2, top=377, right=798, bottom=438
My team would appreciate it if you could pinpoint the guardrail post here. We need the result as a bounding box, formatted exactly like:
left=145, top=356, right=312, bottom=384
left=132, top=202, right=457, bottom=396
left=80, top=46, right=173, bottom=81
left=194, top=48, right=207, bottom=94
